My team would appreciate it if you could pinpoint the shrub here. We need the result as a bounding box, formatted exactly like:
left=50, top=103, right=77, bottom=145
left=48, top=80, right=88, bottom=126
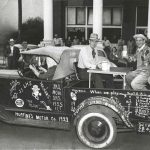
left=21, top=17, right=44, bottom=44
left=10, top=17, right=44, bottom=44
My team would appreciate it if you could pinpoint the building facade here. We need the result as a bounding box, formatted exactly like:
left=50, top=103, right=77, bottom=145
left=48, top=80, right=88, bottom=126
left=63, top=0, right=148, bottom=43
left=0, top=0, right=149, bottom=51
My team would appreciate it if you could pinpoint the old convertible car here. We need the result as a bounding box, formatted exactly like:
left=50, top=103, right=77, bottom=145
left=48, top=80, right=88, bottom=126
left=0, top=46, right=150, bottom=149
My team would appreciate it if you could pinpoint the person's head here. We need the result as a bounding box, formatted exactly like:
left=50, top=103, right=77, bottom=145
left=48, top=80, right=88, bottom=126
left=133, top=34, right=147, bottom=48
left=89, top=33, right=99, bottom=49
left=54, top=34, right=58, bottom=38
left=9, top=39, right=15, bottom=46
left=129, top=37, right=134, bottom=41
left=104, top=36, right=107, bottom=41
left=22, top=41, right=28, bottom=49
left=81, top=36, right=85, bottom=41
left=68, top=36, right=71, bottom=40
left=30, top=56, right=38, bottom=65
left=112, top=47, right=117, bottom=53
left=74, top=35, right=77, bottom=39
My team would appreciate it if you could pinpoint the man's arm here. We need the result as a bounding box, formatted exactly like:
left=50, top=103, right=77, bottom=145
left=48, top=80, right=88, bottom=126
left=29, top=64, right=40, bottom=77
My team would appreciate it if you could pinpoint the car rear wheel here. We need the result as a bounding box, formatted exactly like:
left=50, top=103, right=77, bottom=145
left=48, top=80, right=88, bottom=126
left=76, top=111, right=117, bottom=149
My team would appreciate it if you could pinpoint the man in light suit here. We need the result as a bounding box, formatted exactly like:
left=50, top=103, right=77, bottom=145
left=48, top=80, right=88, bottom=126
left=126, top=34, right=150, bottom=90
left=78, top=33, right=113, bottom=88
left=5, top=39, right=20, bottom=69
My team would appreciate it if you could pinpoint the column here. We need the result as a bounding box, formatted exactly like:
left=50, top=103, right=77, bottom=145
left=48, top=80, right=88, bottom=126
left=41, top=0, right=53, bottom=46
left=93, top=0, right=103, bottom=40
left=148, top=0, right=150, bottom=39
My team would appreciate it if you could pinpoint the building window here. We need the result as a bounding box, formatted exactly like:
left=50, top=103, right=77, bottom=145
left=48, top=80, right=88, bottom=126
left=103, top=28, right=121, bottom=43
left=103, top=8, right=111, bottom=25
left=67, top=27, right=85, bottom=41
left=66, top=6, right=123, bottom=42
left=136, top=6, right=148, bottom=36
left=137, top=6, right=148, bottom=27
left=88, top=7, right=93, bottom=25
left=103, top=8, right=122, bottom=26
left=67, top=7, right=76, bottom=25
left=113, top=8, right=122, bottom=25
left=67, top=7, right=85, bottom=25
left=76, top=7, right=85, bottom=25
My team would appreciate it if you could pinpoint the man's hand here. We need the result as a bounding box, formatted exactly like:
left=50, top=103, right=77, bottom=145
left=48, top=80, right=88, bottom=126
left=29, top=64, right=36, bottom=71
left=29, top=64, right=40, bottom=77
left=97, top=63, right=102, bottom=69
left=39, top=66, right=47, bottom=73
left=89, top=65, right=96, bottom=69
left=128, top=55, right=136, bottom=62
left=9, top=53, right=13, bottom=56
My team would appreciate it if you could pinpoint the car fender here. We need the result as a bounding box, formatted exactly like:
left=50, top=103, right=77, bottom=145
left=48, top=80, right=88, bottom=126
left=73, top=96, right=134, bottom=128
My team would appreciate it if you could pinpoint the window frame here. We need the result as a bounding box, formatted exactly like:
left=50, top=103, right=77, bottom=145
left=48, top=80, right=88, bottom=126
left=135, top=6, right=148, bottom=35
left=66, top=6, right=123, bottom=41
left=67, top=7, right=86, bottom=25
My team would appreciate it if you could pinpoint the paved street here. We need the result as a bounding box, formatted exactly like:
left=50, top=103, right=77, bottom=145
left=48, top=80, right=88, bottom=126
left=0, top=121, right=149, bottom=150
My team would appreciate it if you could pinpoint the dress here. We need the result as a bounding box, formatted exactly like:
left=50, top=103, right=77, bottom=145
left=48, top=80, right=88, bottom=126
left=78, top=45, right=113, bottom=88
left=126, top=44, right=150, bottom=90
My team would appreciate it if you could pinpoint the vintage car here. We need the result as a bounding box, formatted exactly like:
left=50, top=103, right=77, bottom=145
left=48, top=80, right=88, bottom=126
left=71, top=43, right=107, bottom=58
left=0, top=46, right=150, bottom=149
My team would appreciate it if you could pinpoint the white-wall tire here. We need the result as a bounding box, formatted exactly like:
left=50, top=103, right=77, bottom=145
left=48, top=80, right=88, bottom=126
left=76, top=111, right=117, bottom=149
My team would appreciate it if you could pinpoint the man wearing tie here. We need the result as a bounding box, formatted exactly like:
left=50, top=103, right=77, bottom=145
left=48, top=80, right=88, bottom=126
left=5, top=39, right=20, bottom=69
left=78, top=33, right=113, bottom=88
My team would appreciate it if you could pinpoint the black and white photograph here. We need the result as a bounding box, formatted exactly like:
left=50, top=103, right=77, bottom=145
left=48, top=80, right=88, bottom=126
left=0, top=0, right=150, bottom=149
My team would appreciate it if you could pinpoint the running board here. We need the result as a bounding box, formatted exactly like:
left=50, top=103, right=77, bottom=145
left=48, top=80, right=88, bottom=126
left=117, top=128, right=135, bottom=133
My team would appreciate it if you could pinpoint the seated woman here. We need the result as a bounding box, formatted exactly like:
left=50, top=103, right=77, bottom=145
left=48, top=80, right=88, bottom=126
left=109, top=47, right=118, bottom=65
left=29, top=57, right=57, bottom=80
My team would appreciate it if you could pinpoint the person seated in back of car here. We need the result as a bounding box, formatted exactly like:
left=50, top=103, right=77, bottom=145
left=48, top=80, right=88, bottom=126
left=18, top=41, right=30, bottom=64
left=103, top=36, right=111, bottom=60
left=109, top=47, right=119, bottom=65
left=29, top=57, right=57, bottom=80
left=21, top=41, right=29, bottom=52
left=78, top=33, right=114, bottom=88
left=18, top=55, right=38, bottom=78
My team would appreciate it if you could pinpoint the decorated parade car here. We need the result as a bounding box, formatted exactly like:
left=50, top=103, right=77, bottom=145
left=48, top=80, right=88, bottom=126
left=0, top=46, right=150, bottom=149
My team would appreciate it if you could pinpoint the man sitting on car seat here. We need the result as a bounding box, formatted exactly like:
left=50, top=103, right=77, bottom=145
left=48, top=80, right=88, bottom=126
left=126, top=34, right=150, bottom=90
left=78, top=33, right=114, bottom=88
left=29, top=57, right=57, bottom=80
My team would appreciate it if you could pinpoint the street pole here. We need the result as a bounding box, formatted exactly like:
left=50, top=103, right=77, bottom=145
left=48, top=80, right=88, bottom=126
left=18, top=0, right=22, bottom=42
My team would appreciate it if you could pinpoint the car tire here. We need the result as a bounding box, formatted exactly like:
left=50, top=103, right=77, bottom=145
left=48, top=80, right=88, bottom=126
left=76, top=110, right=117, bottom=149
